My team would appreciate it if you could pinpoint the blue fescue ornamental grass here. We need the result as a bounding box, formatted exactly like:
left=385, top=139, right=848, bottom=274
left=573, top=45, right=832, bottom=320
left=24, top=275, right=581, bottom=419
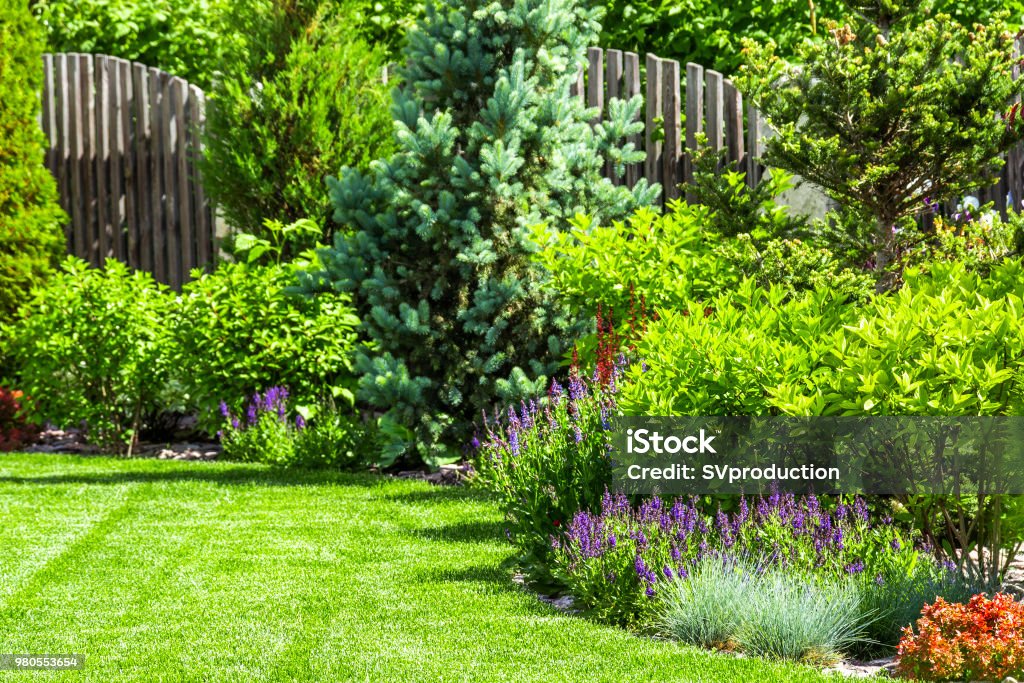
left=656, top=554, right=754, bottom=651
left=736, top=573, right=869, bottom=665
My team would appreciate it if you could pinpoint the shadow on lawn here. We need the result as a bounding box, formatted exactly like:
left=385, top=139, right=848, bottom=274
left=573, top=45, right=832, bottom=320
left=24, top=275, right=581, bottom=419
left=412, top=519, right=506, bottom=544
left=0, top=466, right=386, bottom=489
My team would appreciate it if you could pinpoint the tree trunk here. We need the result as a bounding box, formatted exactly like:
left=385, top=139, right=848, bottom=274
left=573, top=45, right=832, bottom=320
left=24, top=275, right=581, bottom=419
left=873, top=219, right=898, bottom=292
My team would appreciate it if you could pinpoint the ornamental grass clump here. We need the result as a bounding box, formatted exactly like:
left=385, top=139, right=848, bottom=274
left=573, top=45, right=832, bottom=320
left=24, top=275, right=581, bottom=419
left=737, top=573, right=869, bottom=665
left=656, top=555, right=754, bottom=650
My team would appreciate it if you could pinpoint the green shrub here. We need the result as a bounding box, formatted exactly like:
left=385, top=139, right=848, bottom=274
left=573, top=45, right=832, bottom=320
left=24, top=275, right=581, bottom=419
left=533, top=203, right=738, bottom=317
left=201, top=0, right=394, bottom=251
left=739, top=1, right=1024, bottom=288
left=621, top=260, right=1024, bottom=586
left=305, top=0, right=657, bottom=465
left=619, top=279, right=853, bottom=416
left=737, top=574, right=868, bottom=665
left=293, top=406, right=378, bottom=469
left=31, top=0, right=244, bottom=89
left=172, top=259, right=361, bottom=433
left=345, top=0, right=422, bottom=57
left=0, top=258, right=175, bottom=453
left=1, top=0, right=66, bottom=321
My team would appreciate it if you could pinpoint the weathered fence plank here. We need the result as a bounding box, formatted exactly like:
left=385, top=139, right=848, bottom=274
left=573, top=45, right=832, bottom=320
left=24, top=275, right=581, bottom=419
left=605, top=49, right=623, bottom=184
left=586, top=47, right=604, bottom=125
left=663, top=60, right=682, bottom=203
left=683, top=62, right=703, bottom=202
left=644, top=54, right=664, bottom=206
left=623, top=52, right=641, bottom=188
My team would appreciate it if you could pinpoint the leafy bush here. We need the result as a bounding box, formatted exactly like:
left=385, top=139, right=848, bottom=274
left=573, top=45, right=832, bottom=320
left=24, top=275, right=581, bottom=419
left=740, top=1, right=1024, bottom=288
left=619, top=279, right=853, bottom=416
left=31, top=0, right=244, bottom=89
left=1, top=0, right=66, bottom=321
left=172, top=259, right=361, bottom=432
left=621, top=261, right=1024, bottom=585
left=897, top=593, right=1024, bottom=681
left=553, top=489, right=966, bottom=632
left=0, top=388, right=39, bottom=452
left=533, top=203, right=738, bottom=317
left=201, top=0, right=394, bottom=250
left=345, top=0, right=422, bottom=56
left=474, top=358, right=620, bottom=587
left=219, top=387, right=376, bottom=468
left=737, top=574, right=868, bottom=664
left=591, top=0, right=1023, bottom=81
left=305, top=0, right=657, bottom=465
left=1, top=258, right=175, bottom=453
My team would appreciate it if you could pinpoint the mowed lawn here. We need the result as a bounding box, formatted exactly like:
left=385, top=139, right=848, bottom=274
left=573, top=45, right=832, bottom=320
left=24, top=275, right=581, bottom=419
left=0, top=454, right=855, bottom=682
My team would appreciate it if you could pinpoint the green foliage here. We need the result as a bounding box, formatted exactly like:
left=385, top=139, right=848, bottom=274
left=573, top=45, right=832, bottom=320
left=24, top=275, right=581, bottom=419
left=1, top=0, right=66, bottom=321
left=592, top=0, right=1021, bottom=76
left=688, top=137, right=808, bottom=240
left=739, top=1, right=1024, bottom=286
left=0, top=258, right=175, bottom=453
left=31, top=0, right=244, bottom=89
left=345, top=0, right=423, bottom=56
left=718, top=236, right=875, bottom=301
left=533, top=204, right=739, bottom=316
left=219, top=389, right=374, bottom=468
left=305, top=0, right=657, bottom=465
left=201, top=1, right=394, bottom=252
left=292, top=409, right=379, bottom=469
left=620, top=280, right=853, bottom=416
left=172, top=260, right=361, bottom=433
left=621, top=260, right=1024, bottom=586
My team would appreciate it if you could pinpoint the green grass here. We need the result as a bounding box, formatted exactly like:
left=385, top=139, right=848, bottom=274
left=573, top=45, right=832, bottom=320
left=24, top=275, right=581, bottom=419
left=0, top=454, right=858, bottom=682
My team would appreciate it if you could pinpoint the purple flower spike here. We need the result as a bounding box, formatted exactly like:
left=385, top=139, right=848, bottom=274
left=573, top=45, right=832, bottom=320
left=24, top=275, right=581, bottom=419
left=295, top=414, right=306, bottom=430
left=219, top=400, right=230, bottom=418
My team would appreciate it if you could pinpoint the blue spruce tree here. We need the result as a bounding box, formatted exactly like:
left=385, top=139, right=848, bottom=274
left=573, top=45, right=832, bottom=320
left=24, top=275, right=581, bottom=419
left=305, top=0, right=657, bottom=465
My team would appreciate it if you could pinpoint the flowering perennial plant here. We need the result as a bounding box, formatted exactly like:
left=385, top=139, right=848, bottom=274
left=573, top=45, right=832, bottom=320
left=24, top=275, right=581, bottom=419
left=897, top=593, right=1024, bottom=681
left=474, top=353, right=626, bottom=587
left=553, top=488, right=962, bottom=631
left=219, top=387, right=298, bottom=465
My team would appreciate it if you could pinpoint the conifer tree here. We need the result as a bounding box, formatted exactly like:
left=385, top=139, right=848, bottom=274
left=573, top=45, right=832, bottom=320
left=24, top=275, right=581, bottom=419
left=740, top=0, right=1024, bottom=288
left=0, top=0, right=66, bottom=320
left=305, top=0, right=656, bottom=464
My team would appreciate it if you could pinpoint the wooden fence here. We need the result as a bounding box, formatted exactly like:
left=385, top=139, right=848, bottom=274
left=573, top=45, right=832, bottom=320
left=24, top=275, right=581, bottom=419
left=570, top=48, right=762, bottom=207
left=571, top=46, right=1024, bottom=216
left=40, top=53, right=214, bottom=290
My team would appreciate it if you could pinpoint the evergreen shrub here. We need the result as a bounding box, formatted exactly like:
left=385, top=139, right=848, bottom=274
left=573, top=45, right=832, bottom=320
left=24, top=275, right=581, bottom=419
left=1, top=0, right=66, bottom=321
left=306, top=0, right=657, bottom=465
